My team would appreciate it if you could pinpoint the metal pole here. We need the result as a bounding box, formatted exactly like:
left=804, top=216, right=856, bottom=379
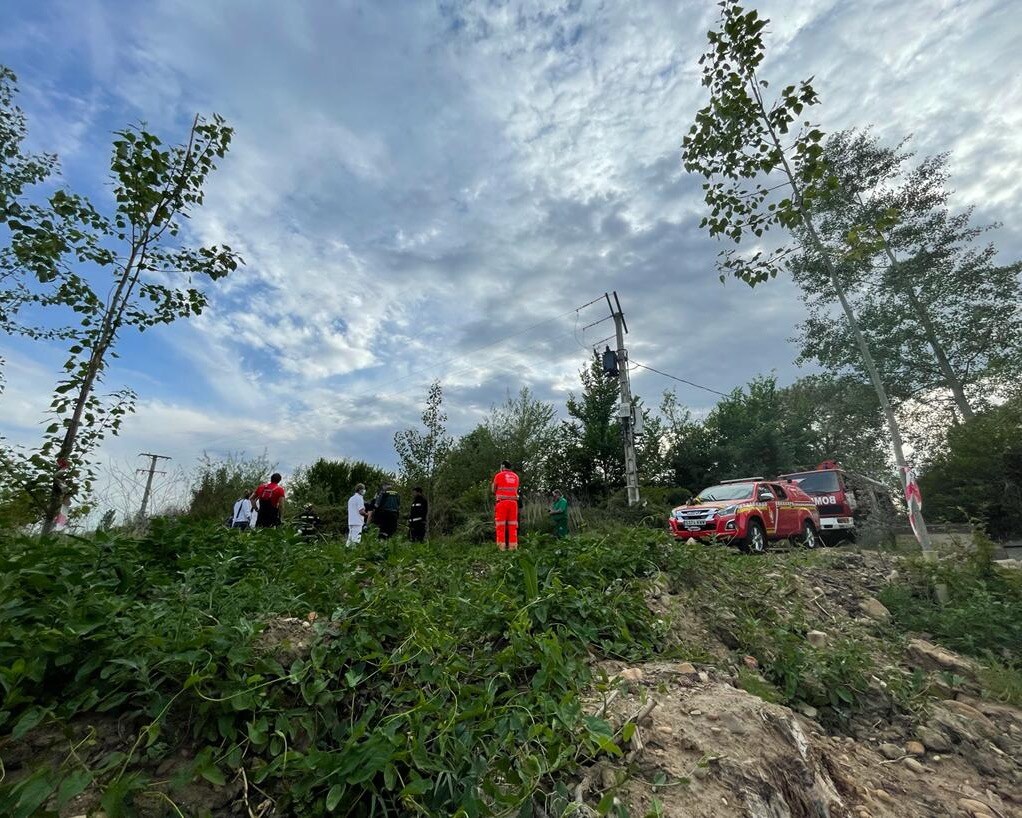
left=610, top=293, right=641, bottom=506
left=136, top=453, right=170, bottom=521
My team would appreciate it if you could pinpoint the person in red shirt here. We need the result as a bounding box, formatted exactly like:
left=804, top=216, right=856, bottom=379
left=251, top=473, right=285, bottom=528
left=492, top=461, right=520, bottom=551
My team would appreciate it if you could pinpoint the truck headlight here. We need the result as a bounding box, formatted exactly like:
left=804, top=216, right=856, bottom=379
left=718, top=505, right=738, bottom=516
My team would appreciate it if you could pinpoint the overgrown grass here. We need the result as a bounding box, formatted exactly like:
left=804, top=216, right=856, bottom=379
left=0, top=522, right=668, bottom=817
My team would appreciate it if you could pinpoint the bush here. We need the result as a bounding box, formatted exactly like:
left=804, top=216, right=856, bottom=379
left=918, top=395, right=1022, bottom=539
left=186, top=452, right=273, bottom=522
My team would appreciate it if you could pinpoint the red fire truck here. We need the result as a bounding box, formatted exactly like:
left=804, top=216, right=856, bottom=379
left=778, top=461, right=896, bottom=545
left=669, top=477, right=822, bottom=553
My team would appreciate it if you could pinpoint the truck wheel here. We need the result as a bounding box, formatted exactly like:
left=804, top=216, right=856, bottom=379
left=740, top=519, right=767, bottom=554
left=798, top=520, right=819, bottom=550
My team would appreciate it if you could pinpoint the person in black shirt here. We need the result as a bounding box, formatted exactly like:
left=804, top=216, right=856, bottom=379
left=297, top=504, right=320, bottom=540
left=373, top=483, right=401, bottom=539
left=408, top=487, right=428, bottom=542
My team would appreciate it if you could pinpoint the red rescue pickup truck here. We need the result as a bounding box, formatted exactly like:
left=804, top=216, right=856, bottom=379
left=669, top=477, right=822, bottom=553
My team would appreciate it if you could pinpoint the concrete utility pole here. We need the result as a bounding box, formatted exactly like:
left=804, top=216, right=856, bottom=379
left=606, top=292, right=641, bottom=506
left=137, top=453, right=171, bottom=521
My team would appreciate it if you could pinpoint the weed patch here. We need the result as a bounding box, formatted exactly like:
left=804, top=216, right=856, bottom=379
left=0, top=522, right=668, bottom=816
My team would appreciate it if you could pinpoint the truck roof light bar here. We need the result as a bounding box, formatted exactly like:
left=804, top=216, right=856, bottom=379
left=720, top=476, right=765, bottom=484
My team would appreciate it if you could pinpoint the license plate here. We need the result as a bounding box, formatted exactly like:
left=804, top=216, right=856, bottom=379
left=685, top=523, right=702, bottom=531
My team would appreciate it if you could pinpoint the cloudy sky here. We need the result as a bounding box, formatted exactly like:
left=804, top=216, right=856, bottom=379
left=1, top=0, right=1020, bottom=504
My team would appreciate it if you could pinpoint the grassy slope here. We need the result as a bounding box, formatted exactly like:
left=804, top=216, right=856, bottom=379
left=0, top=522, right=1019, bottom=817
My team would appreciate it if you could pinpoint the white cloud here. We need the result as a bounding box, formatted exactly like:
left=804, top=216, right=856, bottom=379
left=1, top=0, right=1019, bottom=493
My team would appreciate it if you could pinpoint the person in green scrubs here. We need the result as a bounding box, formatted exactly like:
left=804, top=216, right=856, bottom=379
left=549, top=489, right=569, bottom=538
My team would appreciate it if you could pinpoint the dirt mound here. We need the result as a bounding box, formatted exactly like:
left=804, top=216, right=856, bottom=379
left=578, top=662, right=1021, bottom=818
left=253, top=614, right=317, bottom=665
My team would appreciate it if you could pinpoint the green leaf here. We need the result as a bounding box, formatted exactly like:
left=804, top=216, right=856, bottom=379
left=55, top=769, right=94, bottom=808
left=12, top=706, right=47, bottom=739
left=326, top=783, right=344, bottom=811
left=200, top=764, right=226, bottom=786
left=400, top=777, right=433, bottom=798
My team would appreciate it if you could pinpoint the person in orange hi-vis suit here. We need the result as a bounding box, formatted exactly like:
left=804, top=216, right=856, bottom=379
left=492, top=460, right=520, bottom=551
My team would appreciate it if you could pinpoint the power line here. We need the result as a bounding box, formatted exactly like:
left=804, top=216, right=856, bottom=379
left=629, top=361, right=729, bottom=397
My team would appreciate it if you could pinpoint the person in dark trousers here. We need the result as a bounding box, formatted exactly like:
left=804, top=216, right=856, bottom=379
left=408, top=487, right=428, bottom=542
left=372, top=483, right=401, bottom=539
left=297, top=503, right=320, bottom=540
left=251, top=473, right=285, bottom=528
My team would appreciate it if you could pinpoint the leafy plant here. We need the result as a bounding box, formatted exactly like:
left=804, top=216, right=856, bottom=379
left=0, top=522, right=667, bottom=816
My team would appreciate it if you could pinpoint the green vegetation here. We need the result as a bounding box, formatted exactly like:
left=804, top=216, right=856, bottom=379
left=187, top=452, right=275, bottom=523
left=880, top=535, right=1022, bottom=669
left=4, top=521, right=1022, bottom=814
left=0, top=523, right=667, bottom=817
left=918, top=393, right=1022, bottom=539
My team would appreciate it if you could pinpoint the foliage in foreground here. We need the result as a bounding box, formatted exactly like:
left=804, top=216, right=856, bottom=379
left=0, top=523, right=666, bottom=817
left=3, top=524, right=1021, bottom=816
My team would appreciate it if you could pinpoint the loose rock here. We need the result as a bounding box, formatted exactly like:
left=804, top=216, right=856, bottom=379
left=879, top=743, right=902, bottom=760
left=904, top=740, right=925, bottom=756
left=958, top=798, right=995, bottom=816
left=676, top=662, right=697, bottom=676
left=917, top=726, right=952, bottom=753
left=797, top=702, right=819, bottom=719
left=742, top=655, right=759, bottom=670
left=903, top=757, right=926, bottom=774
left=806, top=630, right=828, bottom=648
left=906, top=638, right=976, bottom=676
left=858, top=597, right=891, bottom=621
left=619, top=667, right=644, bottom=682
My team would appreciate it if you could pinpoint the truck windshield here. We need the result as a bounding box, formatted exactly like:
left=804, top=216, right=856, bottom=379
left=787, top=471, right=840, bottom=493
left=697, top=483, right=755, bottom=502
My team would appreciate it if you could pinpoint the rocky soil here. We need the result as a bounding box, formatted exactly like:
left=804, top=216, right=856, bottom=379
left=574, top=548, right=1022, bottom=818
left=578, top=661, right=1021, bottom=818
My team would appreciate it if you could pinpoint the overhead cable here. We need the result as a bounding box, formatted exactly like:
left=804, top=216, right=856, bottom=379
left=629, top=361, right=729, bottom=397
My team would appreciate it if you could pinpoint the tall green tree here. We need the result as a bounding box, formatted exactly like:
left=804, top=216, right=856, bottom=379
left=484, top=387, right=557, bottom=488
left=659, top=375, right=888, bottom=493
left=790, top=130, right=1022, bottom=424
left=779, top=374, right=888, bottom=476
left=289, top=458, right=395, bottom=507
left=1, top=73, right=242, bottom=531
left=919, top=393, right=1022, bottom=539
left=394, top=381, right=453, bottom=529
left=545, top=353, right=623, bottom=498
left=681, top=1, right=933, bottom=552
left=187, top=452, right=273, bottom=523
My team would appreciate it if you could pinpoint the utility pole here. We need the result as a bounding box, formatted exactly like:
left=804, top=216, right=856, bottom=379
left=136, top=453, right=171, bottom=521
left=606, top=292, right=641, bottom=506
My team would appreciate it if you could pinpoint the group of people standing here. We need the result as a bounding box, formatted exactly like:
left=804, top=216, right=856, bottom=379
left=229, top=463, right=569, bottom=548
left=345, top=483, right=428, bottom=544
left=230, top=473, right=286, bottom=530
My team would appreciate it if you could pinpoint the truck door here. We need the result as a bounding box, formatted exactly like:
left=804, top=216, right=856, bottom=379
left=756, top=483, right=778, bottom=535
left=769, top=483, right=797, bottom=536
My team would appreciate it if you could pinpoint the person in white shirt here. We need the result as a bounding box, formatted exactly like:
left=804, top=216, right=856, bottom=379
left=231, top=495, right=253, bottom=529
left=347, top=483, right=368, bottom=544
